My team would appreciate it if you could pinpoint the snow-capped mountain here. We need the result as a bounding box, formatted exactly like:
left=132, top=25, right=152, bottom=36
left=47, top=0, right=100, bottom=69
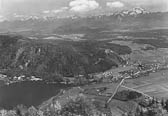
left=0, top=15, right=8, bottom=22
left=10, top=13, right=80, bottom=22
left=12, top=14, right=41, bottom=21
left=0, top=7, right=167, bottom=34
left=115, top=7, right=149, bottom=17
left=0, top=7, right=149, bottom=22
left=128, top=7, right=149, bottom=16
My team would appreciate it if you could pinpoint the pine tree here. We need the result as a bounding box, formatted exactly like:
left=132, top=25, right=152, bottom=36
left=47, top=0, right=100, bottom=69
left=140, top=109, right=144, bottom=116
left=135, top=106, right=141, bottom=116
left=161, top=98, right=165, bottom=107
left=155, top=97, right=158, bottom=103
left=152, top=96, right=155, bottom=104
left=165, top=99, right=168, bottom=111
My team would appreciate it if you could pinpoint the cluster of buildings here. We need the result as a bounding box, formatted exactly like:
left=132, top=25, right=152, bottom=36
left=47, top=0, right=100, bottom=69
left=1, top=61, right=168, bottom=86
left=0, top=74, right=42, bottom=85
left=59, top=62, right=165, bottom=85
left=92, top=62, right=168, bottom=83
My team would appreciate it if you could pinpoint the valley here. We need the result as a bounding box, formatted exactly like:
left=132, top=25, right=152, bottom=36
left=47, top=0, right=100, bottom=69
left=0, top=8, right=168, bottom=116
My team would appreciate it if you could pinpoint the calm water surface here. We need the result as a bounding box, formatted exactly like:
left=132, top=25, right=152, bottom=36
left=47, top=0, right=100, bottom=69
left=0, top=81, right=69, bottom=109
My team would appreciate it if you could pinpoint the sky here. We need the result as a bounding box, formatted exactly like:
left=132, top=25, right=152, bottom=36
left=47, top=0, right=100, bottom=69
left=0, top=0, right=168, bottom=18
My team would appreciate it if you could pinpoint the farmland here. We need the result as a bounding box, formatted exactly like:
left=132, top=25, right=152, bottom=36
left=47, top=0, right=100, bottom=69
left=123, top=69, right=168, bottom=99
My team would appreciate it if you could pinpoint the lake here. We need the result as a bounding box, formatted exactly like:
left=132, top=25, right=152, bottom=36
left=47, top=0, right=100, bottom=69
left=0, top=80, right=5, bottom=87
left=0, top=81, right=69, bottom=110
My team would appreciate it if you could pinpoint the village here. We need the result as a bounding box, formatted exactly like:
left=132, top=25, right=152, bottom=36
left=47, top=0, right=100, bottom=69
left=0, top=74, right=42, bottom=86
left=92, top=62, right=168, bottom=83
left=0, top=60, right=168, bottom=87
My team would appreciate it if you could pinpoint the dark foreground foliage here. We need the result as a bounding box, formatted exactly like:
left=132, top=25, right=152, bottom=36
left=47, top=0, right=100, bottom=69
left=0, top=94, right=110, bottom=116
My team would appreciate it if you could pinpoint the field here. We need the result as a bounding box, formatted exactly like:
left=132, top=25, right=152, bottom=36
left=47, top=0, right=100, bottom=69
left=106, top=31, right=168, bottom=99
left=81, top=68, right=168, bottom=115
left=123, top=69, right=168, bottom=99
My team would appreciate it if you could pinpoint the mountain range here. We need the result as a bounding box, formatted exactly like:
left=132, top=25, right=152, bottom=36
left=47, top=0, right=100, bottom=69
left=1, top=7, right=149, bottom=21
left=0, top=7, right=168, bottom=34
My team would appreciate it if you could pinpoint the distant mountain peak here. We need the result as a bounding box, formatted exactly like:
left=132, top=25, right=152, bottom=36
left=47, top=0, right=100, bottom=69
left=118, top=7, right=149, bottom=17
left=131, top=7, right=149, bottom=15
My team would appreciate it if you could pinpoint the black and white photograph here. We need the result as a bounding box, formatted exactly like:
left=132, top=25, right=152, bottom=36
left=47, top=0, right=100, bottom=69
left=0, top=0, right=168, bottom=115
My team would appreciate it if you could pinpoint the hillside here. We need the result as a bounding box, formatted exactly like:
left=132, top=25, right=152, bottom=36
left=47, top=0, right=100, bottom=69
left=0, top=35, right=131, bottom=81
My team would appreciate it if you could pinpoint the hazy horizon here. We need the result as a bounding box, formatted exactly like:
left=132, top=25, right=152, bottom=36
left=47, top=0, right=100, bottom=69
left=0, top=0, right=168, bottom=19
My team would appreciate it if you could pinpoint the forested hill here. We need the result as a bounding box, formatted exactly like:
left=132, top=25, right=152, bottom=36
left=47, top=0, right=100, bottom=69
left=0, top=34, right=131, bottom=80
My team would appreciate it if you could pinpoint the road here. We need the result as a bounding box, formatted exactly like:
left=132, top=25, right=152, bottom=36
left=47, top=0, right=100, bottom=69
left=106, top=76, right=131, bottom=104
left=106, top=75, right=152, bottom=105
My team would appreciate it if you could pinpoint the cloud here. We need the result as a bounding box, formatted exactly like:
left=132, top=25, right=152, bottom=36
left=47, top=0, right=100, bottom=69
left=42, top=10, right=50, bottom=14
left=69, top=0, right=99, bottom=12
left=52, top=7, right=69, bottom=13
left=52, top=10, right=63, bottom=14
left=106, top=1, right=124, bottom=8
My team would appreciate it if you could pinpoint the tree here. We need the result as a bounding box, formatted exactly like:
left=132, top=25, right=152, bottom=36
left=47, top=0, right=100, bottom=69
left=122, top=113, right=128, bottom=116
left=148, top=109, right=156, bottom=116
left=152, top=96, right=155, bottom=104
left=14, top=104, right=27, bottom=116
left=135, top=106, right=141, bottom=116
left=165, top=100, right=168, bottom=111
left=139, top=109, right=144, bottom=116
left=161, top=98, right=165, bottom=107
left=127, top=111, right=134, bottom=116
left=155, top=98, right=159, bottom=103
